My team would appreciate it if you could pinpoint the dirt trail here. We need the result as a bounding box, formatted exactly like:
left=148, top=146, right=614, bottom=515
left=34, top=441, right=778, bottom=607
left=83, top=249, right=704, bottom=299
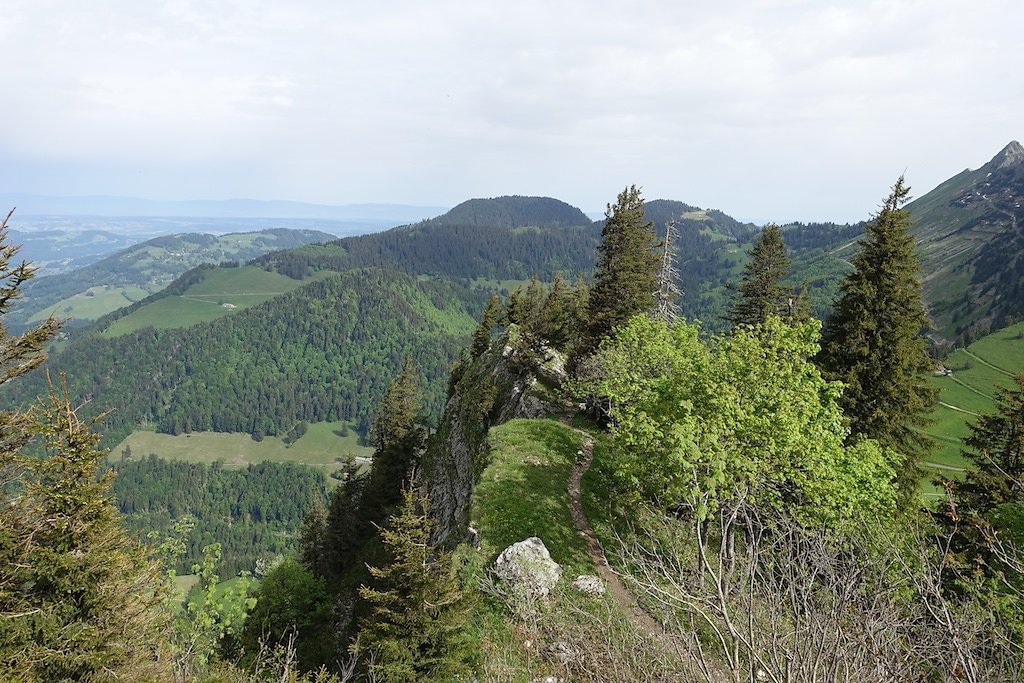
left=566, top=434, right=666, bottom=636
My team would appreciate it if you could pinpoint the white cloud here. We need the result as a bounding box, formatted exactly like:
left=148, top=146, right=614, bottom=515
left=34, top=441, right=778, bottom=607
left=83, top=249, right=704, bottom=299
left=1, top=0, right=1022, bottom=221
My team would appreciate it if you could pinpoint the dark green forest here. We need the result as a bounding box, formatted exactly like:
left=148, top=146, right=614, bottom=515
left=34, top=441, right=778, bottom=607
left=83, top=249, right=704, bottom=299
left=111, top=456, right=329, bottom=577
left=6, top=269, right=487, bottom=445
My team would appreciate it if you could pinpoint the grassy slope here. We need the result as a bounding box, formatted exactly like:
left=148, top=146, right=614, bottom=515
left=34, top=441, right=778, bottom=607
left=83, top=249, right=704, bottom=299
left=29, top=285, right=152, bottom=323
left=113, top=420, right=372, bottom=477
left=466, top=418, right=621, bottom=681
left=471, top=418, right=591, bottom=571
left=921, top=321, right=1024, bottom=499
left=101, top=267, right=308, bottom=336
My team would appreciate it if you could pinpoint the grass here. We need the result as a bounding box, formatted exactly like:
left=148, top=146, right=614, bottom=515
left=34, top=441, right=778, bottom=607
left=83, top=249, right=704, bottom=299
left=470, top=418, right=592, bottom=573
left=29, top=285, right=152, bottom=323
left=920, top=320, right=1024, bottom=500
left=113, top=420, right=373, bottom=478
left=101, top=266, right=307, bottom=336
left=466, top=417, right=677, bottom=680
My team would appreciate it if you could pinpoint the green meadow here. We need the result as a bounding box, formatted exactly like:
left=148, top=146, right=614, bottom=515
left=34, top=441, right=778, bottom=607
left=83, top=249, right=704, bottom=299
left=102, top=267, right=308, bottom=336
left=114, top=420, right=373, bottom=478
left=921, top=321, right=1024, bottom=500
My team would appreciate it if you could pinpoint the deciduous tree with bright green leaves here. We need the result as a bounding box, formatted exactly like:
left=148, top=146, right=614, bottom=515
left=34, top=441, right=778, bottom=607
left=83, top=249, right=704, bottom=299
left=816, top=177, right=937, bottom=502
left=574, top=314, right=898, bottom=526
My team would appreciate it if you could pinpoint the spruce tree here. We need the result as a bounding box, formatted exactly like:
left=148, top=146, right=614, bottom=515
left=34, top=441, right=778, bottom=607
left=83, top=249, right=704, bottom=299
left=1, top=212, right=173, bottom=679
left=471, top=294, right=501, bottom=358
left=298, top=497, right=330, bottom=577
left=323, top=461, right=367, bottom=578
left=540, top=271, right=576, bottom=350
left=956, top=373, right=1024, bottom=515
left=727, top=223, right=794, bottom=327
left=362, top=357, right=426, bottom=522
left=355, top=486, right=471, bottom=682
left=1, top=383, right=174, bottom=681
left=577, top=185, right=659, bottom=361
left=816, top=177, right=937, bottom=500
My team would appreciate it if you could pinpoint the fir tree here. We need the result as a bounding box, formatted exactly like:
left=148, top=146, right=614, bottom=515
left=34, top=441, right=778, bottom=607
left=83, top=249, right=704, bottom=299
left=540, top=271, right=577, bottom=350
left=471, top=294, right=501, bottom=358
left=576, top=185, right=659, bottom=361
left=727, top=223, right=794, bottom=328
left=1, top=211, right=173, bottom=679
left=324, top=461, right=367, bottom=578
left=816, top=178, right=937, bottom=500
left=654, top=219, right=682, bottom=325
left=355, top=486, right=472, bottom=682
left=298, top=498, right=330, bottom=578
left=1, top=382, right=174, bottom=681
left=956, top=373, right=1024, bottom=515
left=362, top=358, right=426, bottom=522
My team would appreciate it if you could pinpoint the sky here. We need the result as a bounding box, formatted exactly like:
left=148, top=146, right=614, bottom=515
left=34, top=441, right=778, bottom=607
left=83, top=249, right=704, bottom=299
left=2, top=0, right=1022, bottom=223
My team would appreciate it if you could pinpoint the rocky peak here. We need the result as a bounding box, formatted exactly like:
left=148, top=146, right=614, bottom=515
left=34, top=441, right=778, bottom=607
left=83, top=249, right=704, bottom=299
left=992, top=140, right=1024, bottom=171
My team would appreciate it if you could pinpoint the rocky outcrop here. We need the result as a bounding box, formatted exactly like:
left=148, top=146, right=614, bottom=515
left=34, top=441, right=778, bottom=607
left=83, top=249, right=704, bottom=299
left=494, top=537, right=562, bottom=598
left=419, top=326, right=563, bottom=546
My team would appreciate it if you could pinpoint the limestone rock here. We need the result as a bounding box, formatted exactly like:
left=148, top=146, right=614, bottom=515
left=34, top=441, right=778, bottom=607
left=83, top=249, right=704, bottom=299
left=494, top=537, right=561, bottom=598
left=571, top=575, right=605, bottom=596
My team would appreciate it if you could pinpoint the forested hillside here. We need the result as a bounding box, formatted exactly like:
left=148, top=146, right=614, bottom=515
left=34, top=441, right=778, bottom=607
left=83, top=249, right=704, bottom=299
left=111, top=457, right=328, bottom=577
left=7, top=269, right=486, bottom=445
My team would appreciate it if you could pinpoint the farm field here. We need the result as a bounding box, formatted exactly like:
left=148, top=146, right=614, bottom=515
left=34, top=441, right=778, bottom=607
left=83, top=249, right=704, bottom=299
left=114, top=419, right=373, bottom=478
left=920, top=321, right=1024, bottom=501
left=29, top=284, right=153, bottom=323
left=101, top=267, right=308, bottom=336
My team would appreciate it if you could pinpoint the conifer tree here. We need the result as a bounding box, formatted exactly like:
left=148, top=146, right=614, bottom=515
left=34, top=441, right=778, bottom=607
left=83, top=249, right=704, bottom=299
left=1, top=383, right=174, bottom=681
left=298, top=498, right=330, bottom=577
left=816, top=177, right=937, bottom=500
left=654, top=219, right=682, bottom=325
left=1, top=212, right=173, bottom=679
left=955, top=373, right=1024, bottom=515
left=576, top=185, right=659, bottom=361
left=323, top=461, right=367, bottom=578
left=362, top=357, right=426, bottom=521
left=540, top=271, right=577, bottom=350
left=355, top=486, right=471, bottom=682
left=727, top=224, right=794, bottom=327
left=471, top=294, right=501, bottom=358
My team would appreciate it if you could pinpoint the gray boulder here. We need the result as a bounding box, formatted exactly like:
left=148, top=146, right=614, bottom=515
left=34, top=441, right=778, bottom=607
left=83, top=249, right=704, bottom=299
left=571, top=575, right=605, bottom=596
left=494, top=537, right=562, bottom=598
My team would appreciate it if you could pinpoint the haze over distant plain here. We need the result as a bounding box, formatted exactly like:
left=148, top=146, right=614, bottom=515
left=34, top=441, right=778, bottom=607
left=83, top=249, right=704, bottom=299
left=2, top=0, right=1022, bottom=224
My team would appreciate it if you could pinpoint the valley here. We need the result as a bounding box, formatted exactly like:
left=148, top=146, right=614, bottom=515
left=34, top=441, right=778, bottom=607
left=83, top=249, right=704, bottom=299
left=3, top=143, right=1022, bottom=683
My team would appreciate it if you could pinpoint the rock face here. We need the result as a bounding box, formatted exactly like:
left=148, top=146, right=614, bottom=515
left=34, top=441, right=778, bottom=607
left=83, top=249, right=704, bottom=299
left=419, top=326, right=561, bottom=546
left=494, top=537, right=562, bottom=598
left=571, top=575, right=605, bottom=596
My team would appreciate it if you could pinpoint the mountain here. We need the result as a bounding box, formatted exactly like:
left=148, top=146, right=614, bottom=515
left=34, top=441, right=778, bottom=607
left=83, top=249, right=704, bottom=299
left=906, top=141, right=1024, bottom=342
left=9, top=228, right=336, bottom=329
left=6, top=227, right=142, bottom=274
left=426, top=195, right=591, bottom=229
left=5, top=195, right=758, bottom=450
left=257, top=195, right=758, bottom=326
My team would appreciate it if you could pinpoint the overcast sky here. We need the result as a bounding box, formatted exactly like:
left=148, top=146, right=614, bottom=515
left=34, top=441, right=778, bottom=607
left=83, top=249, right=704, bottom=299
left=2, top=0, right=1021, bottom=223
